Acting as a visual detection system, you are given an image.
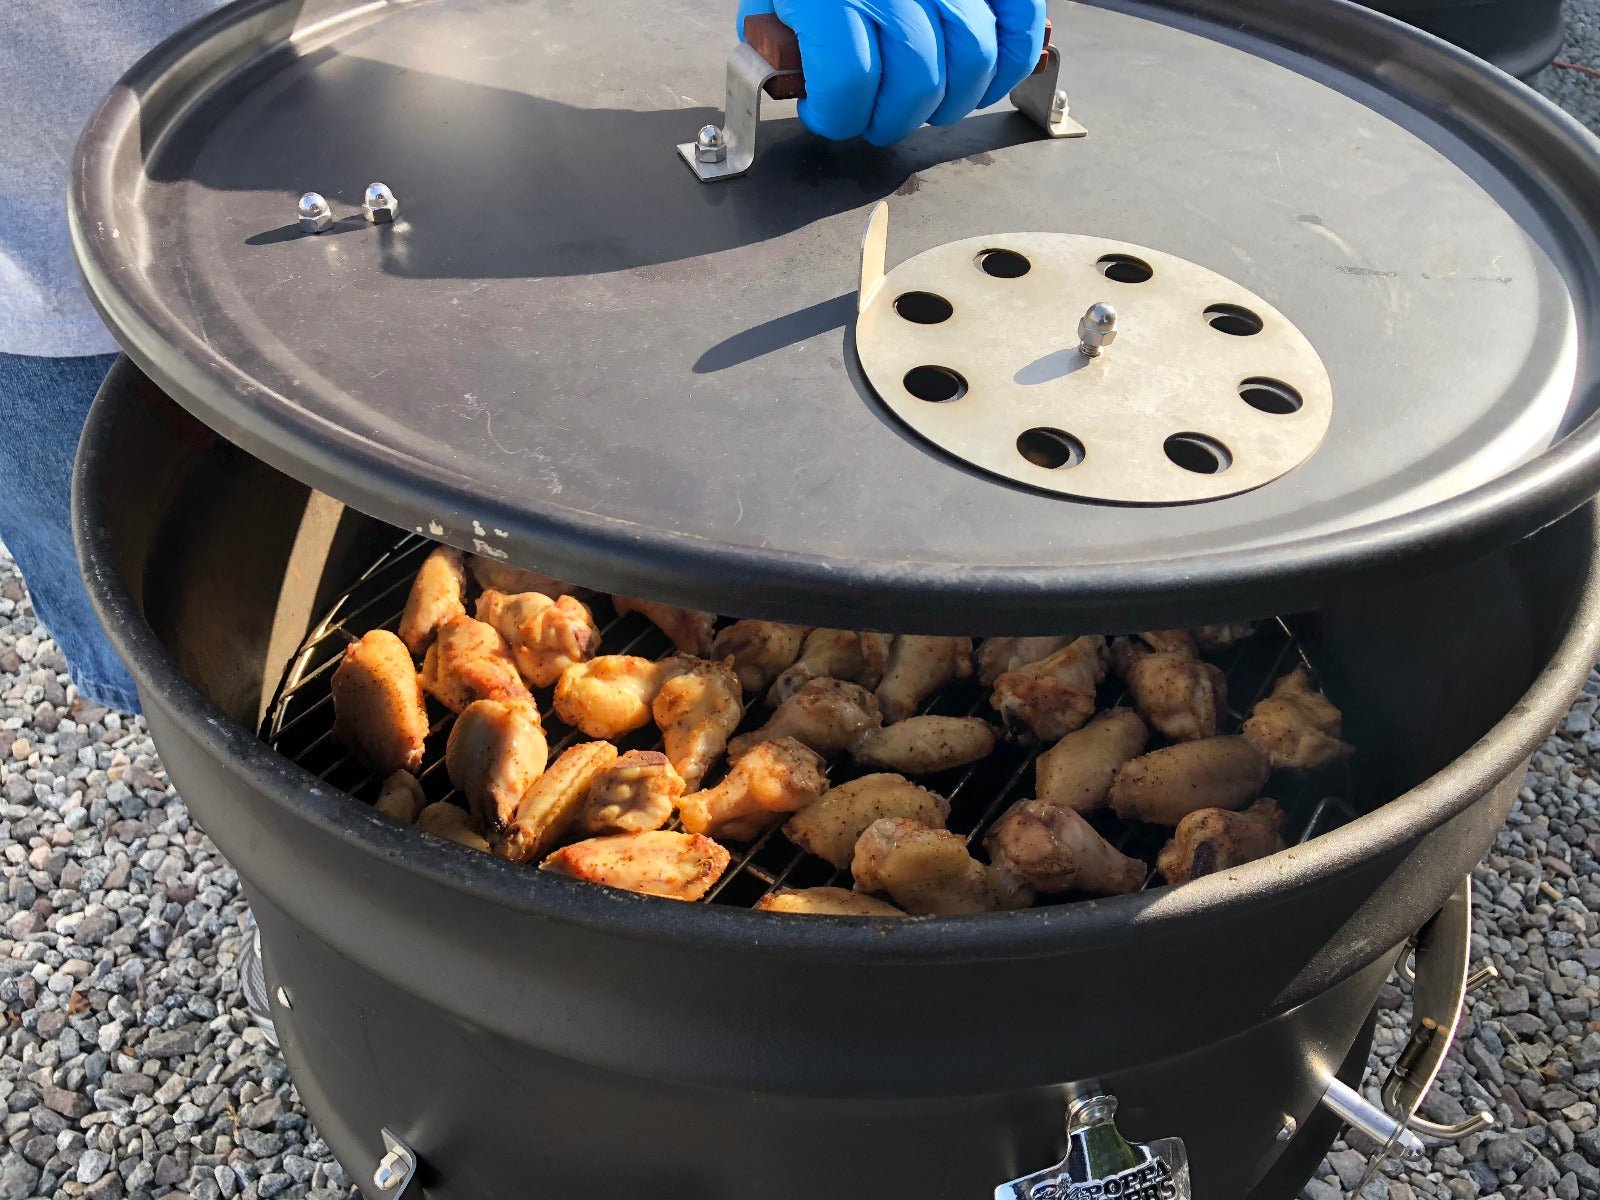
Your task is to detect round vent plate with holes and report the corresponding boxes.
[856,234,1333,502]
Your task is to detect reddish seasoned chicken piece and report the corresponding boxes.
[1157,798,1286,884]
[1035,709,1148,813]
[542,831,730,901]
[496,741,619,862]
[756,887,906,917]
[975,636,1074,687]
[678,738,829,841]
[476,588,600,687]
[1108,736,1270,825]
[767,629,894,705]
[374,771,426,824]
[783,773,949,869]
[729,677,881,760]
[712,620,809,694]
[416,801,490,852]
[398,545,467,658]
[331,630,430,776]
[851,715,997,775]
[576,750,684,836]
[876,636,974,723]
[851,818,1031,915]
[467,554,585,599]
[445,697,548,837]
[986,798,1146,896]
[554,655,674,740]
[652,656,743,790]
[421,616,532,713]
[990,636,1109,742]
[1242,667,1354,770]
[1112,636,1227,743]
[612,596,716,656]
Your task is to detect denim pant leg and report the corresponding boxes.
[0,351,141,714]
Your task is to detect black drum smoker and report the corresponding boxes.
[68,0,1600,1197]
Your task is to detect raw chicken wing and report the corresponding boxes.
[876,636,974,723]
[398,546,467,657]
[1108,736,1270,825]
[990,636,1109,742]
[986,798,1146,895]
[767,629,893,705]
[712,620,808,693]
[496,741,619,862]
[652,656,743,789]
[678,738,828,841]
[851,818,1031,915]
[576,750,684,836]
[612,596,716,656]
[851,716,996,774]
[553,655,674,739]
[476,588,600,687]
[542,830,730,901]
[421,616,532,713]
[416,802,491,852]
[1242,667,1354,770]
[1112,636,1227,742]
[331,630,430,776]
[976,636,1075,686]
[1035,709,1148,813]
[374,771,425,824]
[1157,798,1286,884]
[756,887,906,917]
[783,773,949,869]
[467,554,585,599]
[729,677,881,759]
[445,697,548,837]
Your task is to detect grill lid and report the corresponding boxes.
[71,0,1600,632]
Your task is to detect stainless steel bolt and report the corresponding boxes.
[297,192,332,234]
[363,182,399,224]
[695,124,727,164]
[372,1151,407,1192]
[1077,302,1118,357]
[1051,89,1069,113]
[1276,1115,1297,1143]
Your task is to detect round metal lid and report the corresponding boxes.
[72,0,1600,633]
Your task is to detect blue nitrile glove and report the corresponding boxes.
[736,0,1046,146]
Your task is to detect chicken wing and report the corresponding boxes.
[1108,736,1270,825]
[755,887,906,917]
[416,801,491,852]
[553,655,674,739]
[1193,623,1256,652]
[1111,636,1227,742]
[782,773,949,869]
[467,554,585,599]
[576,750,684,836]
[728,677,881,760]
[767,629,894,705]
[986,798,1146,895]
[374,771,426,824]
[712,620,809,694]
[1035,709,1149,813]
[398,545,467,658]
[496,741,619,862]
[542,831,730,901]
[1242,667,1354,770]
[421,616,532,713]
[445,697,548,837]
[876,636,974,723]
[990,636,1109,742]
[612,596,716,656]
[851,818,1031,915]
[851,716,997,775]
[1157,798,1286,884]
[476,588,601,687]
[678,738,829,841]
[975,636,1074,686]
[652,656,744,790]
[331,629,430,776]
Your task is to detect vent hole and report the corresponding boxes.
[1164,433,1232,474]
[904,365,967,403]
[894,291,953,324]
[1239,377,1303,415]
[976,248,1031,279]
[1204,304,1263,336]
[1096,254,1153,284]
[1017,428,1085,470]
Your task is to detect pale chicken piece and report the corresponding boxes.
[1111,637,1228,743]
[850,818,1032,915]
[1194,623,1257,652]
[416,802,491,852]
[990,636,1110,742]
[975,636,1074,687]
[986,798,1146,896]
[1157,798,1286,884]
[851,716,997,775]
[652,656,744,790]
[612,596,716,657]
[782,773,950,869]
[331,630,430,776]
[445,697,549,837]
[420,616,532,713]
[1242,666,1355,770]
[876,636,975,724]
[495,741,619,862]
[1108,735,1271,825]
[576,750,684,836]
[1035,709,1148,813]
[678,738,829,841]
[541,831,730,901]
[712,620,809,694]
[767,629,894,706]
[467,554,586,599]
[553,655,674,740]
[1133,629,1199,656]
[728,677,881,760]
[374,771,425,824]
[475,589,601,687]
[756,887,906,917]
[397,545,467,658]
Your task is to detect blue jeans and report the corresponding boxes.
[0,351,141,713]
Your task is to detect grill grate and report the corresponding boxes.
[262,532,1356,908]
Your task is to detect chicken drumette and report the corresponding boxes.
[851,818,1031,915]
[782,772,949,869]
[652,656,743,790]
[712,620,808,694]
[678,738,829,841]
[1108,736,1270,825]
[755,887,906,917]
[421,616,532,713]
[728,677,881,760]
[576,750,684,836]
[1242,667,1354,770]
[475,589,600,687]
[374,771,426,824]
[767,629,893,705]
[496,740,619,862]
[553,655,675,740]
[467,554,584,599]
[445,696,548,837]
[986,798,1146,896]
[876,636,974,724]
[542,830,730,901]
[612,596,716,657]
[851,715,997,775]
[331,629,430,776]
[1034,708,1148,813]
[990,636,1109,742]
[398,545,467,658]
[1111,635,1227,743]
[416,802,491,852]
[975,636,1075,687]
[1157,798,1286,884]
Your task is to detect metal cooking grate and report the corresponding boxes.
[261,532,1356,908]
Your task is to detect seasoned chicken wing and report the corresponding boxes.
[612,596,716,657]
[782,773,949,868]
[543,830,730,901]
[1035,709,1148,813]
[975,636,1074,686]
[467,555,585,599]
[475,588,601,687]
[398,545,467,658]
[576,750,684,836]
[851,818,1031,915]
[1112,636,1227,742]
[767,629,894,705]
[1157,798,1286,884]
[1193,623,1256,652]
[652,656,743,790]
[986,798,1146,895]
[729,677,881,760]
[876,636,974,723]
[374,771,426,824]
[331,629,430,776]
[445,697,548,837]
[851,716,997,775]
[712,620,809,694]
[1108,735,1270,825]
[421,616,532,713]
[1242,667,1354,770]
[990,636,1109,742]
[678,738,828,841]
[496,741,619,862]
[416,801,491,852]
[756,887,906,917]
[553,655,674,740]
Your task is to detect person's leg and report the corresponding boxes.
[0,350,141,714]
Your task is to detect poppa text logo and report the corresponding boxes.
[1029,1159,1179,1200]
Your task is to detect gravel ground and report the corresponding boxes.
[4,13,1600,1200]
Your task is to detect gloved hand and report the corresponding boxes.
[736,0,1046,146]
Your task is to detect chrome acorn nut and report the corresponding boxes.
[695,125,727,165]
[1077,302,1118,358]
[297,192,332,234]
[363,182,399,224]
